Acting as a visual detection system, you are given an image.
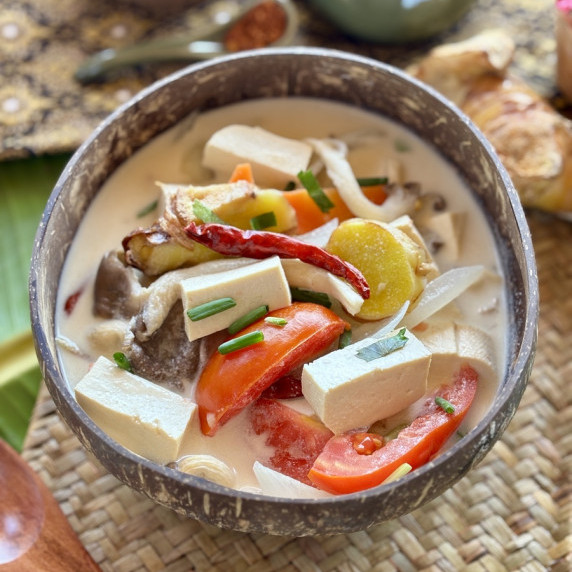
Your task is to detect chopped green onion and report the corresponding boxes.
[137,199,158,218]
[283,180,296,191]
[339,329,352,349]
[383,423,408,442]
[290,287,332,308]
[456,430,466,439]
[381,463,412,484]
[218,330,264,354]
[297,169,335,213]
[435,396,455,414]
[187,297,236,321]
[264,316,287,327]
[192,199,226,224]
[394,139,411,153]
[356,177,389,187]
[228,305,269,335]
[113,351,133,372]
[356,328,408,362]
[250,211,277,230]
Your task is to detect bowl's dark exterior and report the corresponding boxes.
[29,48,538,536]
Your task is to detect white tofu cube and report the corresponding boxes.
[416,323,497,389]
[301,328,431,434]
[75,356,196,464]
[181,256,291,342]
[202,125,313,187]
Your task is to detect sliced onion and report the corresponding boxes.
[372,301,411,338]
[307,138,416,222]
[296,218,338,248]
[253,461,332,499]
[401,265,486,330]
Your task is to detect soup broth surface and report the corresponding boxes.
[57,97,507,494]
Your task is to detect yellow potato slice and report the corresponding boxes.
[326,218,428,320]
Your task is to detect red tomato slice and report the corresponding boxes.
[250,398,333,485]
[261,373,303,399]
[196,302,349,435]
[308,365,479,495]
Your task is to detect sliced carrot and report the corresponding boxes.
[228,163,254,184]
[284,185,387,234]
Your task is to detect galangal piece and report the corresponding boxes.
[409,29,572,214]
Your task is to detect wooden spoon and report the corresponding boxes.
[0,439,101,571]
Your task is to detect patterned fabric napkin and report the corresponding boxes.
[0,0,560,161]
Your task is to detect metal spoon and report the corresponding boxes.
[75,0,299,84]
[0,438,101,571]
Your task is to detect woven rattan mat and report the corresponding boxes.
[21,213,571,571]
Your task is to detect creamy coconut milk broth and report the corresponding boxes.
[57,97,507,495]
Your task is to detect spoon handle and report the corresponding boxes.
[74,33,225,84]
[0,439,101,571]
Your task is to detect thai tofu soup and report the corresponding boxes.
[57,97,506,498]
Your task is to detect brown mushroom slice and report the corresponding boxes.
[128,299,224,392]
[93,250,147,319]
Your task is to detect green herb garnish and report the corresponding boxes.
[250,211,277,230]
[113,351,133,372]
[339,329,352,349]
[136,199,158,218]
[356,177,389,187]
[394,139,411,153]
[228,305,269,335]
[290,287,332,308]
[187,297,236,321]
[264,316,288,327]
[218,330,264,354]
[297,170,335,213]
[192,199,226,224]
[356,328,408,362]
[435,396,455,414]
[381,463,412,484]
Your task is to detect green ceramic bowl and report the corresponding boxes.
[308,0,476,43]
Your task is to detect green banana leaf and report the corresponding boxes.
[0,153,71,450]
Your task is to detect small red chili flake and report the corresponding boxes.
[351,432,384,455]
[224,0,288,52]
[64,288,83,315]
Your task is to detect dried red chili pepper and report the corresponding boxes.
[184,222,370,299]
[64,288,83,315]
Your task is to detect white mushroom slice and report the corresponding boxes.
[87,319,131,357]
[202,125,313,187]
[302,328,431,434]
[75,356,196,465]
[177,454,236,488]
[280,258,364,316]
[307,138,417,222]
[253,461,331,499]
